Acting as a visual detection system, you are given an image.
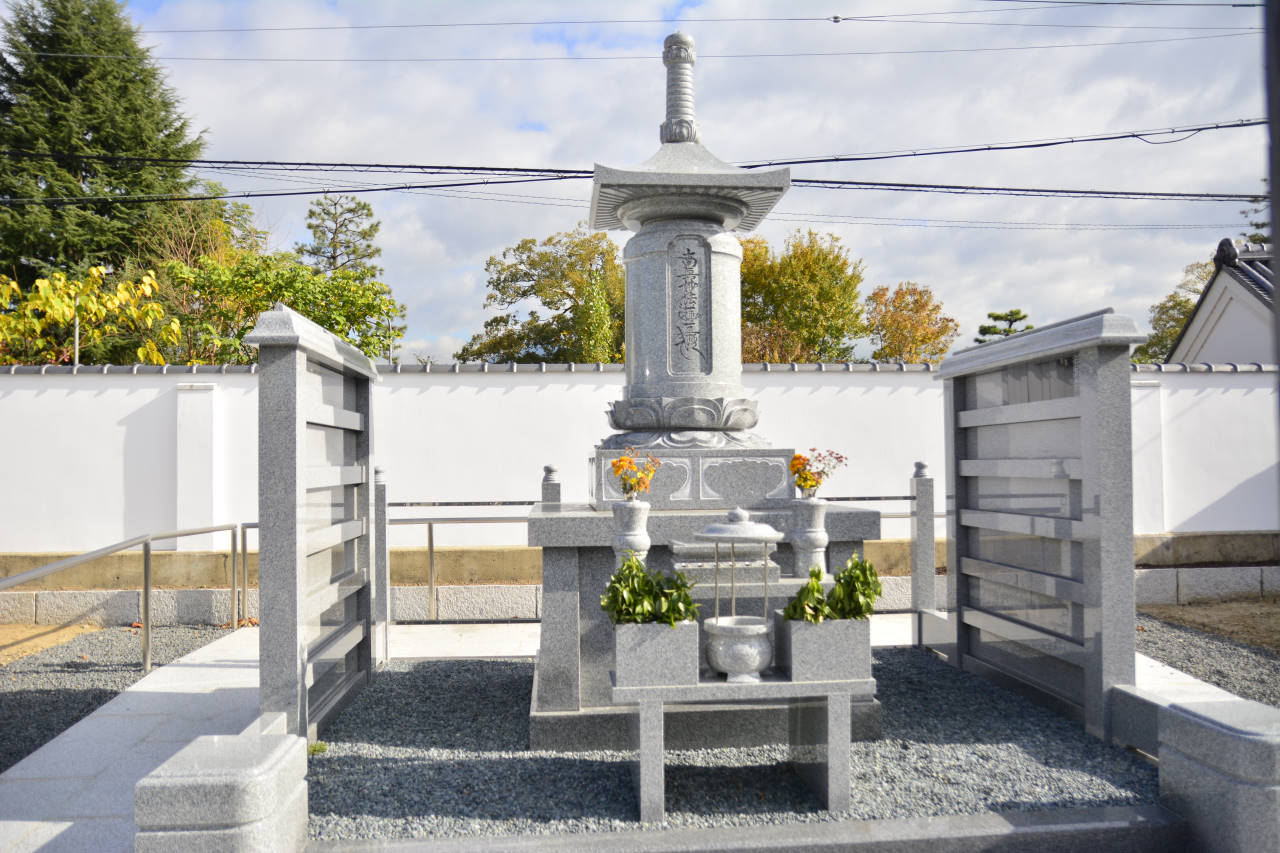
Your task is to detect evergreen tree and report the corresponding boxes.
[295,193,383,275]
[974,309,1033,344]
[0,0,204,285]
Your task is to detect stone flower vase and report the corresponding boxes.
[789,495,829,577]
[612,498,651,565]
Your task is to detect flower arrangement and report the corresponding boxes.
[789,448,847,495]
[611,448,662,499]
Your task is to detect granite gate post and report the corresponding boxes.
[934,309,1144,740]
[245,303,380,740]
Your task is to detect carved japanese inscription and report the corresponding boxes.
[667,236,711,375]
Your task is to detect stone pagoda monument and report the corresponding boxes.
[528,33,881,750]
[588,32,794,510]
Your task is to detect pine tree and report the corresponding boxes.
[974,309,1033,344]
[0,0,204,285]
[295,193,383,275]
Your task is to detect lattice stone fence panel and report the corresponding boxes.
[935,309,1145,739]
[245,303,382,739]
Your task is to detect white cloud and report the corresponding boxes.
[122,0,1265,360]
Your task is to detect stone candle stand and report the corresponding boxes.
[694,508,785,683]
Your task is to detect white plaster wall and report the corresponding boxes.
[0,371,257,552]
[1,365,1275,553]
[1155,370,1280,532]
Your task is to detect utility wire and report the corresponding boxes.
[791,178,1260,201]
[0,176,1261,206]
[138,15,1260,34]
[739,118,1265,168]
[1,117,1263,176]
[0,149,587,177]
[974,1,1260,7]
[248,177,1245,230]
[16,31,1256,63]
[0,176,575,207]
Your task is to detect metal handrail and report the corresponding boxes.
[387,507,530,620]
[0,523,241,673]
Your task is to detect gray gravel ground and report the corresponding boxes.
[1135,613,1280,708]
[307,646,1161,842]
[0,625,229,774]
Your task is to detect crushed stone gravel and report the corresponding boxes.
[307,646,1161,842]
[1136,613,1280,708]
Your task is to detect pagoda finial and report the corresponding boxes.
[660,32,699,144]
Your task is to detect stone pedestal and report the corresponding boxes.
[592,446,795,510]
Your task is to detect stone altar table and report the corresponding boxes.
[611,675,871,822]
[529,501,881,750]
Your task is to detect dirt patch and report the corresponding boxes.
[0,623,100,666]
[1140,598,1280,656]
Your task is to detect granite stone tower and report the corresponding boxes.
[589,33,794,509]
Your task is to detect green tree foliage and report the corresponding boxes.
[864,282,959,364]
[128,182,266,271]
[740,229,865,362]
[974,308,1033,344]
[295,193,383,275]
[0,267,180,364]
[1132,261,1214,363]
[0,0,203,285]
[454,224,625,363]
[160,252,405,364]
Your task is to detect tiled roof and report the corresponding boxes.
[1221,245,1273,307]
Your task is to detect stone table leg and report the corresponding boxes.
[628,699,665,823]
[788,695,851,813]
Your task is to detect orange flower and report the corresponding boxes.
[612,448,662,498]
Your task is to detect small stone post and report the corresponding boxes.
[372,467,390,669]
[541,465,562,505]
[909,461,936,642]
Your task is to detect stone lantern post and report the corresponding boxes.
[590,32,794,509]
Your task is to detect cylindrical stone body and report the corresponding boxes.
[622,219,744,401]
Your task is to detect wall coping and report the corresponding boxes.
[3,361,1276,376]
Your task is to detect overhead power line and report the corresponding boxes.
[0,176,576,207]
[740,118,1266,168]
[137,12,1260,35]
[0,175,1261,207]
[974,1,1260,7]
[791,178,1260,201]
[17,31,1256,63]
[1,116,1263,177]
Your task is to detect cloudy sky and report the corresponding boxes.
[122,0,1266,362]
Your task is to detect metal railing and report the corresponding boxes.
[0,524,241,673]
[387,501,533,620]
